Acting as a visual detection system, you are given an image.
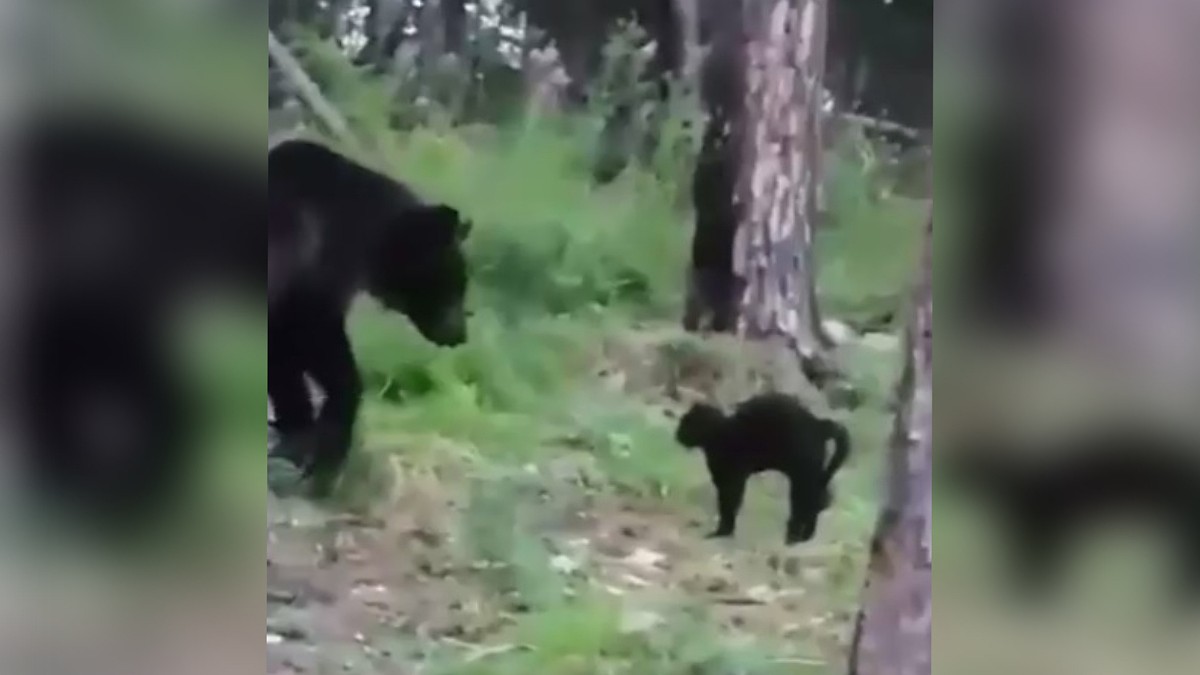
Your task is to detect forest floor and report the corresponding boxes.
[265,325,898,674]
[266,486,857,674]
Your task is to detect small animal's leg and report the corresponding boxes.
[786,476,821,545]
[709,273,738,334]
[709,474,747,539]
[302,313,362,490]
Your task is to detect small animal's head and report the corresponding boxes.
[675,403,726,449]
[369,203,472,347]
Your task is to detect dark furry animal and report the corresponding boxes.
[676,393,852,545]
[682,122,739,333]
[267,139,471,487]
[947,427,1200,605]
[11,112,261,522]
[683,12,742,334]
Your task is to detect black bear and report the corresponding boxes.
[683,8,743,334]
[683,123,739,334]
[946,426,1200,607]
[676,393,851,545]
[267,139,472,488]
[12,111,262,523]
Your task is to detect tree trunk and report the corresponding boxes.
[847,209,932,675]
[418,0,446,66]
[675,0,703,85]
[443,0,467,56]
[734,0,830,354]
[360,0,411,70]
[685,0,831,387]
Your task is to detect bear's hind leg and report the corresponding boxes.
[302,313,363,491]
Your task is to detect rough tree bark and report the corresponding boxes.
[691,0,830,365]
[847,208,932,675]
[733,0,831,356]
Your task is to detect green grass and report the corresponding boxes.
[818,132,927,327]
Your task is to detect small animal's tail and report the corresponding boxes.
[822,420,852,484]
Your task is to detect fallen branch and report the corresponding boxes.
[439,637,533,663]
[835,112,923,142]
[712,596,768,606]
[268,29,353,144]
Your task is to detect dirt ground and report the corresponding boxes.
[267,473,861,674]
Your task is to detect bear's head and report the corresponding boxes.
[368,203,472,347]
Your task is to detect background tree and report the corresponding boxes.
[686,0,832,378]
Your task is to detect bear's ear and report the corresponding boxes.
[425,204,471,242]
[403,204,460,247]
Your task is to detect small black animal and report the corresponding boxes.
[676,393,852,545]
[682,113,739,334]
[946,426,1200,606]
[268,139,472,488]
[683,11,745,335]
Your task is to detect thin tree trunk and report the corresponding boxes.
[443,0,467,56]
[734,0,831,353]
[417,0,448,69]
[360,0,411,70]
[675,0,702,86]
[847,209,932,675]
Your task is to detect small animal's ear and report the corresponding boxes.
[457,218,473,240]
